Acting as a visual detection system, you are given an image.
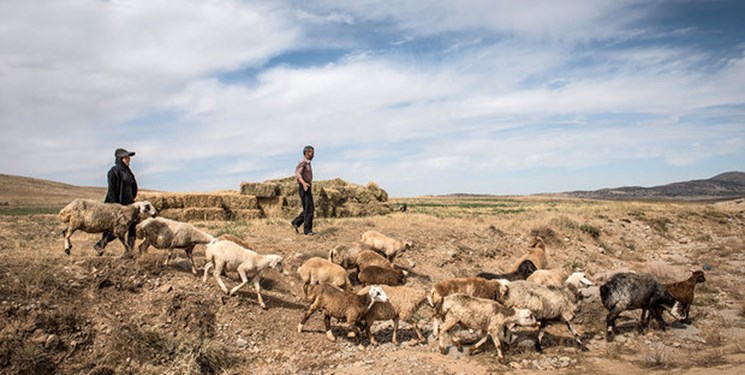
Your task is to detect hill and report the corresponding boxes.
[563,171,745,201]
[0,174,105,207]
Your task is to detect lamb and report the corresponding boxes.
[296,257,353,296]
[202,240,284,309]
[360,230,412,262]
[525,268,569,288]
[428,277,509,312]
[298,283,388,343]
[358,285,429,345]
[664,270,706,324]
[59,198,157,256]
[136,217,215,275]
[477,259,537,281]
[497,272,594,352]
[600,272,681,342]
[509,237,547,272]
[437,293,537,361]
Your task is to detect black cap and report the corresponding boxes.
[115,148,136,158]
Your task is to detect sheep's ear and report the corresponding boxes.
[498,283,509,300]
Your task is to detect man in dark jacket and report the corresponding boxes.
[94,148,138,256]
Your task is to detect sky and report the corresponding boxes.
[1,0,744,197]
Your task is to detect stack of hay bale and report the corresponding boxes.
[137,192,262,221]
[138,177,393,221]
[241,177,393,218]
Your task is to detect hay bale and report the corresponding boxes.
[221,195,258,209]
[367,182,388,202]
[182,208,228,221]
[158,208,186,221]
[181,194,224,208]
[257,196,286,217]
[240,182,280,198]
[229,209,263,220]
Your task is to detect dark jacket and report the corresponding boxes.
[105,157,138,205]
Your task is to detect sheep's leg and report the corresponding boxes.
[324,314,337,342]
[229,267,249,296]
[490,329,505,361]
[682,303,692,324]
[605,308,622,342]
[203,261,213,283]
[565,320,587,351]
[62,226,74,255]
[364,320,379,346]
[138,238,150,256]
[350,320,362,345]
[212,262,229,294]
[252,274,266,309]
[652,308,667,331]
[391,318,400,345]
[639,308,652,334]
[164,247,173,266]
[438,317,458,354]
[535,320,547,353]
[408,319,426,345]
[118,236,133,259]
[185,245,197,275]
[298,301,321,333]
[468,334,490,355]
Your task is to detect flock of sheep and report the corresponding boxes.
[58,198,707,362]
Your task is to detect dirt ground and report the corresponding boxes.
[1,196,745,374]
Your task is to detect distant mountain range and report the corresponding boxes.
[561,171,745,201]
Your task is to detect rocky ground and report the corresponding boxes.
[1,197,744,374]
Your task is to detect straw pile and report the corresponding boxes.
[242,177,394,219]
[138,192,261,221]
[137,177,393,222]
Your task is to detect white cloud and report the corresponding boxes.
[0,0,743,196]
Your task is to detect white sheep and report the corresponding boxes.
[358,285,429,345]
[498,272,594,352]
[298,283,388,343]
[202,240,284,309]
[136,217,215,275]
[438,293,538,361]
[360,230,412,262]
[296,257,352,296]
[59,198,157,256]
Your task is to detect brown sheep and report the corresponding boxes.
[360,230,412,262]
[428,277,509,314]
[297,257,352,296]
[664,270,706,324]
[298,284,388,343]
[509,237,547,272]
[359,285,429,346]
[358,265,406,286]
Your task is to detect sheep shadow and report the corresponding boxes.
[230,290,306,311]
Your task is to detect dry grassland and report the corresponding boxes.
[1,195,744,374]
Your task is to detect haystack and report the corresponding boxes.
[137,177,393,222]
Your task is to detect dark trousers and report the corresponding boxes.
[99,221,137,250]
[292,185,314,234]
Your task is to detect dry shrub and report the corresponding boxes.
[641,344,670,368]
[7,342,56,375]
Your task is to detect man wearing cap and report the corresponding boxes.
[94,148,139,256]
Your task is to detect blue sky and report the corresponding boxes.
[1,0,743,197]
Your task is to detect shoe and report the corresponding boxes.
[291,223,300,234]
